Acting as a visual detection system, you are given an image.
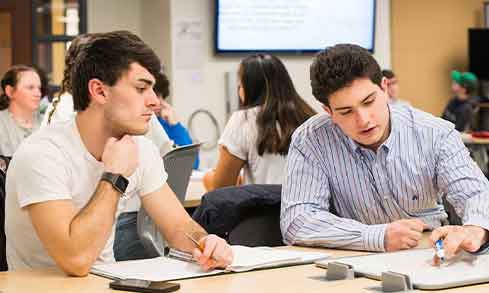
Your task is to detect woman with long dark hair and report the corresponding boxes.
[0,65,42,156]
[203,54,316,191]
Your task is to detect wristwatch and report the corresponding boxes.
[101,172,129,195]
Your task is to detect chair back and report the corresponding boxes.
[162,143,201,202]
[442,195,462,226]
[0,156,11,271]
[137,143,201,257]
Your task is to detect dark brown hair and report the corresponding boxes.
[153,71,170,99]
[239,54,316,156]
[71,30,161,111]
[0,65,37,110]
[382,69,395,79]
[310,44,382,106]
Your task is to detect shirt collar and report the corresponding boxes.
[381,104,400,154]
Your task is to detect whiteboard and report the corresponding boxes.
[316,248,489,290]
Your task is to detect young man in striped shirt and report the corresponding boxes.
[281,44,489,260]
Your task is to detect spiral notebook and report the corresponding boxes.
[91,246,329,281]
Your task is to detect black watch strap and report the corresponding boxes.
[101,172,129,195]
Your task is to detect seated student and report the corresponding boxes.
[281,44,489,259]
[39,34,175,262]
[381,69,409,106]
[441,70,479,132]
[41,33,173,156]
[0,65,42,156]
[5,31,232,275]
[152,71,199,169]
[203,54,316,191]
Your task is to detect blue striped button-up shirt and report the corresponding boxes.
[281,104,489,252]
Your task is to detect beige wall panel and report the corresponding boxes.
[391,0,484,115]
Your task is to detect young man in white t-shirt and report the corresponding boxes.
[5,31,233,276]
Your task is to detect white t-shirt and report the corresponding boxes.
[40,93,174,213]
[41,92,75,127]
[5,118,168,270]
[219,107,286,185]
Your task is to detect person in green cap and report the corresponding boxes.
[441,70,479,132]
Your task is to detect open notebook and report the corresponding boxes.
[92,246,329,281]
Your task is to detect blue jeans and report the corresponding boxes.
[113,212,150,261]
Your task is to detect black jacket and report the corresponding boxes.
[192,184,281,239]
[441,97,478,131]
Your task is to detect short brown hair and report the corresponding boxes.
[310,44,382,106]
[382,69,395,79]
[153,71,170,99]
[71,31,161,111]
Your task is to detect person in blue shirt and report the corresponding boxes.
[152,71,199,169]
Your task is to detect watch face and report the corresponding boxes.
[115,175,129,193]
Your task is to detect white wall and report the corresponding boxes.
[87,0,391,168]
[375,0,391,70]
[141,0,172,89]
[87,0,142,34]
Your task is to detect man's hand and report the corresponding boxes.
[192,234,233,271]
[159,100,179,126]
[385,219,428,251]
[429,225,489,260]
[102,135,138,178]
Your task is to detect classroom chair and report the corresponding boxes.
[442,195,462,226]
[0,156,11,271]
[137,143,200,257]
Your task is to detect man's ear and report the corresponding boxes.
[87,78,107,105]
[321,104,332,115]
[380,77,389,92]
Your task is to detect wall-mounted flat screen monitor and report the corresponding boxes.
[215,0,376,54]
[469,28,489,80]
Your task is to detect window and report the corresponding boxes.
[32,0,86,86]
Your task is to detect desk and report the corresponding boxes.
[183,179,205,208]
[461,133,489,145]
[0,247,369,293]
[2,241,489,292]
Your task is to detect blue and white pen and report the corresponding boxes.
[435,239,445,263]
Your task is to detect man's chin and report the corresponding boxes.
[117,123,149,136]
[127,127,149,136]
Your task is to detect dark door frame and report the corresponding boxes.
[0,0,33,66]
